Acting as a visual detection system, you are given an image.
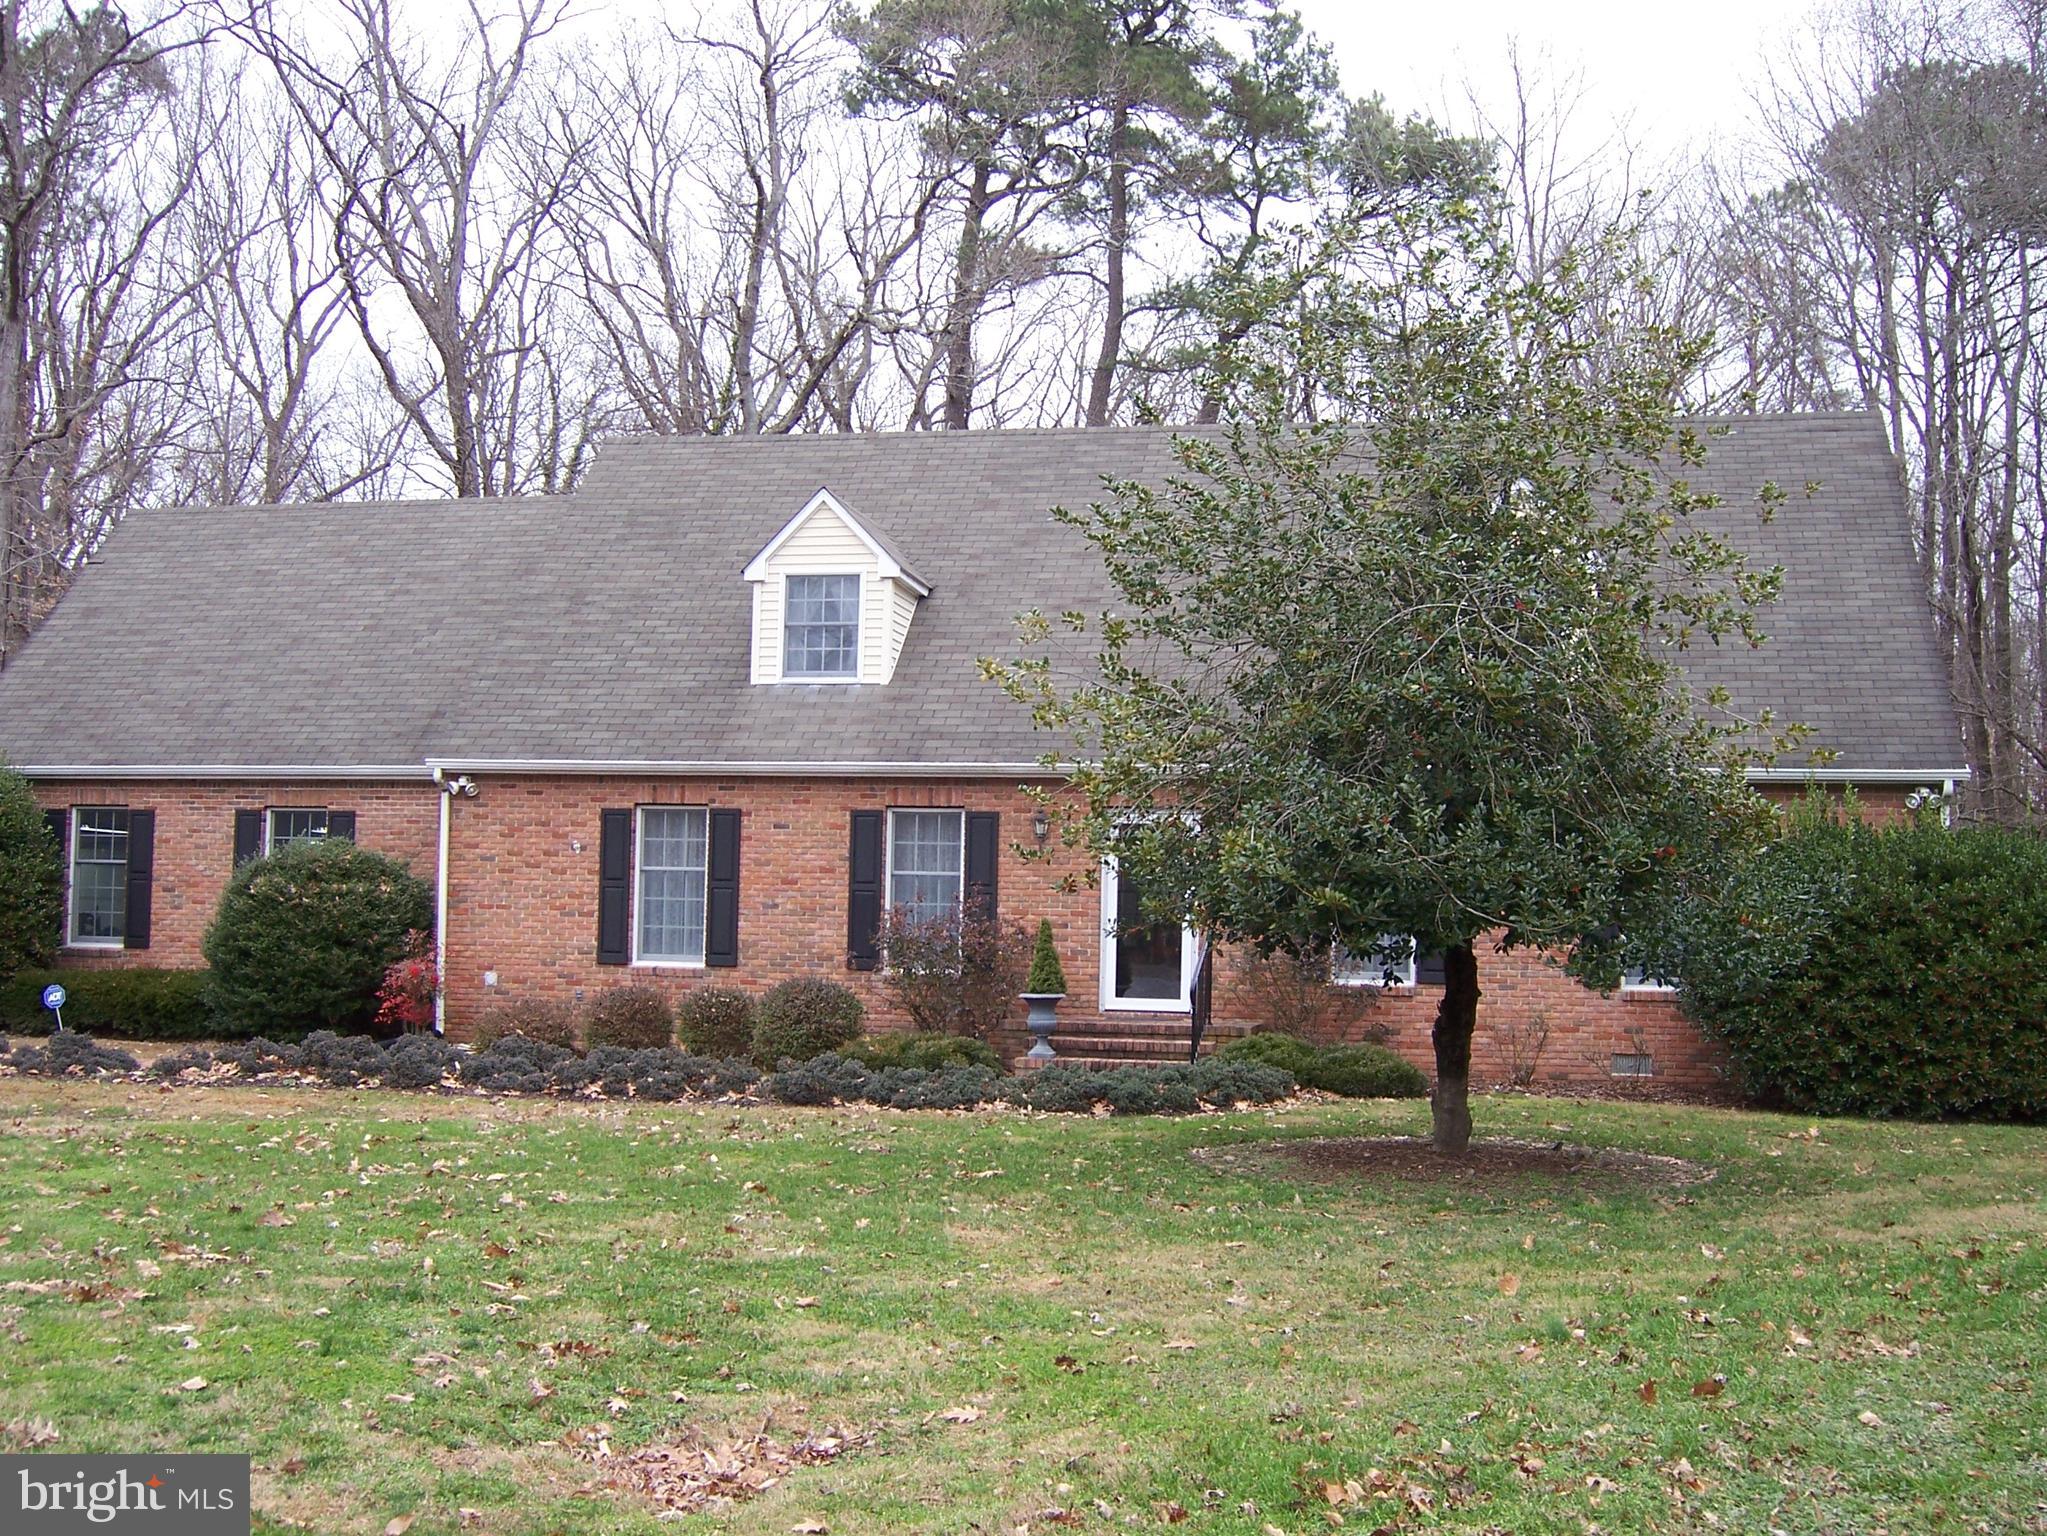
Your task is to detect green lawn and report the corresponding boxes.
[0,1077,2040,1535]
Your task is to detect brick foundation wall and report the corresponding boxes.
[29,779,440,968]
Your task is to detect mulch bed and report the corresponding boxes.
[1196,1135,1717,1194]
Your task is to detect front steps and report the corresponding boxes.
[1011,1015,1257,1070]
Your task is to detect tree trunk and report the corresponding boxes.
[1084,100,1128,428]
[940,161,992,431]
[1430,941,1479,1154]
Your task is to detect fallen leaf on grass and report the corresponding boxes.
[1858,1410,1884,1427]
[1514,1344,1543,1364]
[792,1522,828,1533]
[939,1405,983,1424]
[177,1377,208,1393]
[1639,1379,1658,1405]
[1163,1339,1198,1352]
[1691,1376,1726,1399]
[529,1378,554,1404]
[792,1297,818,1309]
[593,1422,864,1516]
[1497,1273,1520,1297]
[1156,1501,1189,1523]
[383,1516,415,1536]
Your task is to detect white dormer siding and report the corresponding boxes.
[743,489,928,685]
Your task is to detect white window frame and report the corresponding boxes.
[1098,854,1197,1014]
[66,807,129,950]
[1332,935,1417,989]
[780,571,863,683]
[265,806,331,854]
[1620,964,1678,995]
[885,808,966,927]
[631,804,710,969]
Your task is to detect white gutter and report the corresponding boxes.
[16,764,435,781]
[1742,766,1973,784]
[432,768,450,1037]
[421,757,1065,778]
[17,758,1971,787]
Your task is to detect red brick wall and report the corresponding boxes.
[29,779,439,968]
[25,772,1922,1097]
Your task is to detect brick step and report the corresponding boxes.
[1046,1033,1210,1056]
[1028,1016,1254,1040]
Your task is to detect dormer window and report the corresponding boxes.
[744,488,929,686]
[783,574,861,679]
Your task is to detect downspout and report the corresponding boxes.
[433,768,450,1036]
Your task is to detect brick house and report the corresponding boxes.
[0,416,1965,1091]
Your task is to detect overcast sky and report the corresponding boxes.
[1295,0,1827,165]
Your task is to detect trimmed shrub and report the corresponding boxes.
[0,968,215,1039]
[4,1032,141,1076]
[297,1029,389,1086]
[458,1035,576,1094]
[473,996,579,1052]
[382,1034,457,1090]
[1214,1032,1424,1098]
[0,764,62,983]
[877,909,1027,1040]
[202,840,432,1037]
[762,1051,874,1106]
[1307,1043,1428,1099]
[756,1054,1294,1114]
[215,1037,304,1076]
[1214,1031,1322,1079]
[752,978,864,1066]
[1676,800,2047,1121]
[675,987,756,1058]
[1025,918,1068,995]
[846,1031,1003,1071]
[583,986,675,1051]
[148,1046,218,1079]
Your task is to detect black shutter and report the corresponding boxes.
[1415,948,1446,987]
[846,810,883,971]
[597,808,632,965]
[325,810,356,843]
[233,809,263,866]
[705,808,741,968]
[964,811,999,925]
[123,810,154,951]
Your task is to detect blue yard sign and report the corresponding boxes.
[40,983,65,1030]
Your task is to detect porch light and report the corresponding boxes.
[1032,809,1050,844]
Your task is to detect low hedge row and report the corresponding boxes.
[0,969,219,1040]
[1214,1032,1428,1098]
[1,1032,1296,1114]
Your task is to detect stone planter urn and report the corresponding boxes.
[1022,918,1068,1062]
[1022,992,1063,1060]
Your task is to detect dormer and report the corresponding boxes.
[743,488,929,685]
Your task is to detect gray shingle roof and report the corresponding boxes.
[0,414,1965,777]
